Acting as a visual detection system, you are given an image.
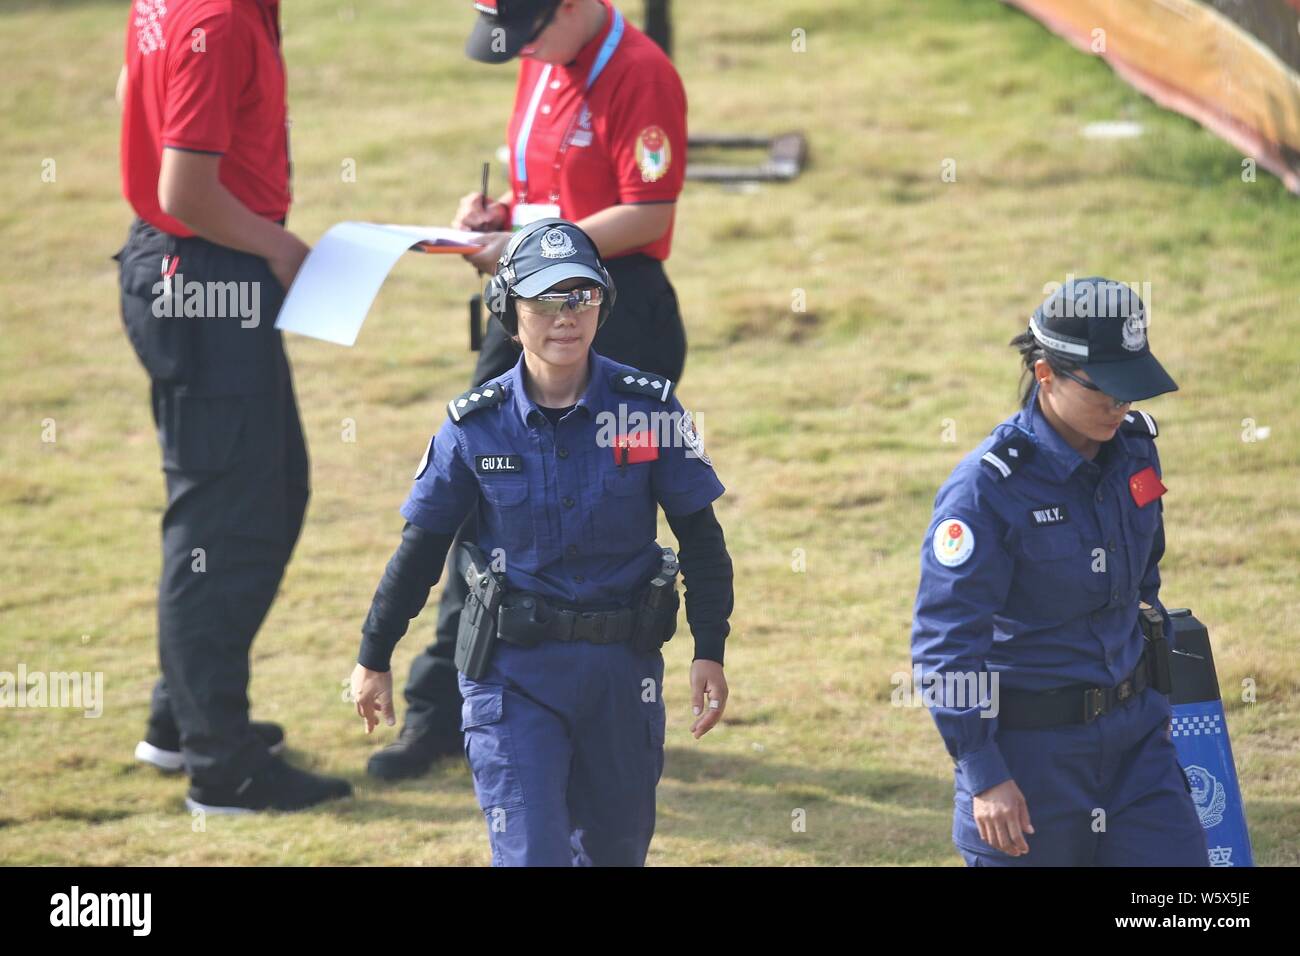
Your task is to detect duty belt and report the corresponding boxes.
[997,648,1153,730]
[497,595,637,646]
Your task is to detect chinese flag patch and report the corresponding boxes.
[613,430,658,465]
[1129,466,1166,507]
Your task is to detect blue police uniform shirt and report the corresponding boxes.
[402,348,724,608]
[911,383,1168,795]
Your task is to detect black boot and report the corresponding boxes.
[366,723,463,781]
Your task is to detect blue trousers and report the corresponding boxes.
[955,686,1209,866]
[459,639,666,867]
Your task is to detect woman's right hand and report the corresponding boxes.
[452,191,508,232]
[350,663,395,734]
[267,232,311,292]
[972,778,1035,856]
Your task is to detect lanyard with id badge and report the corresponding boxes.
[512,8,624,230]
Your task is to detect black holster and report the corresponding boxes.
[455,542,506,680]
[496,594,551,648]
[1140,604,1173,695]
[630,548,680,653]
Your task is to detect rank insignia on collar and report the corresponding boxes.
[610,371,673,402]
[1121,410,1158,439]
[981,433,1034,479]
[447,382,508,423]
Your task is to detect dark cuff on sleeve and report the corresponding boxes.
[357,634,395,674]
[691,621,729,665]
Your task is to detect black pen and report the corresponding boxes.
[480,161,490,214]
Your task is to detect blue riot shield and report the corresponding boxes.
[1168,608,1253,867]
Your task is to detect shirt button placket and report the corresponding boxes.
[555,426,580,576]
[533,424,554,547]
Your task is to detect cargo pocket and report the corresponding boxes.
[118,243,192,384]
[461,686,525,813]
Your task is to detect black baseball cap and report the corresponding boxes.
[501,219,611,297]
[465,0,559,64]
[1029,276,1178,402]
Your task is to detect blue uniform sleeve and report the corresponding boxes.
[910,474,1015,796]
[652,398,724,516]
[1135,444,1174,641]
[399,424,478,534]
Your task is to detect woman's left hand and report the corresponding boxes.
[689,659,728,738]
[351,663,395,734]
[464,231,511,275]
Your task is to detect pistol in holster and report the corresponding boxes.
[455,542,506,680]
[1139,604,1173,695]
[631,547,680,654]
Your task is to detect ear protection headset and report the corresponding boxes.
[483,218,617,334]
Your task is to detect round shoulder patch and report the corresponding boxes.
[676,409,711,466]
[932,517,975,568]
[636,125,672,183]
[413,437,434,480]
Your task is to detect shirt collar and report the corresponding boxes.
[1018,380,1125,483]
[563,0,616,79]
[508,349,604,428]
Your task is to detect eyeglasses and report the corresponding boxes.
[1056,368,1132,410]
[516,287,604,317]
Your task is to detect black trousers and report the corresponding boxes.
[117,218,309,789]
[401,254,687,736]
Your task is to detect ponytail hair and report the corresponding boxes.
[1009,328,1081,407]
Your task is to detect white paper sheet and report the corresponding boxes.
[274,222,485,346]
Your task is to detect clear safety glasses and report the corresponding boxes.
[517,287,604,317]
[1057,368,1132,410]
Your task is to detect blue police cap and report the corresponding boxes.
[504,219,609,298]
[1029,276,1178,402]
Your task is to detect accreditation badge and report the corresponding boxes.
[512,203,562,230]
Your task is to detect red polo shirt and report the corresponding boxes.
[120,0,290,237]
[505,0,687,260]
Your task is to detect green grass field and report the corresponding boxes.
[1,0,1297,866]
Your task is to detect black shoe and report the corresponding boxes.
[366,724,464,781]
[185,756,352,814]
[135,721,286,772]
